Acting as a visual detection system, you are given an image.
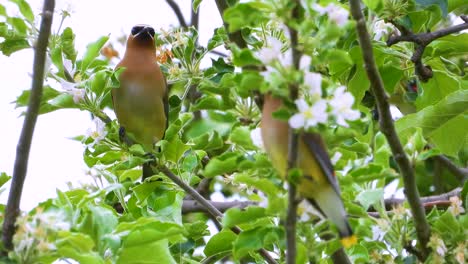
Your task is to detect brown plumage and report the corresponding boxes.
[112,25,168,178]
[261,94,356,247]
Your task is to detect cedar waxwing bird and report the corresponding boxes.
[260,94,356,248]
[112,25,168,179]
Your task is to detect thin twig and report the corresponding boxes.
[182,200,254,213]
[213,0,247,48]
[387,15,468,82]
[433,155,468,183]
[159,165,278,264]
[383,187,461,209]
[165,0,188,28]
[190,1,199,30]
[349,1,431,260]
[285,3,302,263]
[2,0,55,251]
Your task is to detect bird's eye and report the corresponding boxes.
[131,26,144,35]
[147,27,155,37]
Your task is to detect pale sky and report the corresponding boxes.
[0,0,223,210]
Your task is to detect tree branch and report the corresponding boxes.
[2,0,55,251]
[387,15,468,82]
[383,187,461,209]
[182,200,254,213]
[158,165,278,264]
[213,0,247,48]
[433,155,468,183]
[190,1,199,29]
[285,3,302,263]
[349,1,431,260]
[165,0,188,28]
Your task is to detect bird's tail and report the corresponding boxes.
[307,186,357,248]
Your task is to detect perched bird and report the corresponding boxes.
[261,94,356,248]
[112,25,168,179]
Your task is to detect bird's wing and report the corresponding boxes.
[301,132,340,194]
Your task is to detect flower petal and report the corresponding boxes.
[289,113,305,129]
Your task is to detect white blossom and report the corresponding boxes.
[312,3,349,27]
[428,234,447,257]
[61,80,85,104]
[448,196,465,216]
[304,72,322,101]
[330,151,342,165]
[373,20,394,41]
[86,118,107,143]
[329,86,360,127]
[256,36,292,67]
[454,242,466,264]
[289,98,328,129]
[298,200,324,221]
[257,36,283,65]
[372,218,390,240]
[250,127,264,149]
[299,55,312,70]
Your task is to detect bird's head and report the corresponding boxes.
[127,24,156,50]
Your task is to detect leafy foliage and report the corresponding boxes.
[1,0,467,263]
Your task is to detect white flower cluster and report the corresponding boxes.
[86,117,108,144]
[256,36,360,130]
[289,83,360,130]
[13,209,71,260]
[312,3,349,27]
[60,58,86,104]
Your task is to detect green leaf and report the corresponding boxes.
[192,96,227,110]
[349,244,370,263]
[80,35,109,72]
[327,49,353,78]
[0,172,11,188]
[90,70,108,97]
[117,238,176,264]
[416,0,448,17]
[229,126,256,150]
[61,27,78,63]
[362,0,383,11]
[397,89,468,156]
[8,17,28,34]
[448,0,468,11]
[49,93,76,109]
[193,0,203,12]
[161,136,190,163]
[223,206,267,228]
[416,70,460,110]
[232,48,262,67]
[223,3,269,32]
[204,229,237,256]
[427,33,468,57]
[233,227,282,259]
[203,152,241,178]
[192,131,224,151]
[433,211,460,234]
[0,5,6,16]
[236,71,264,98]
[0,38,29,56]
[356,188,384,210]
[119,169,142,182]
[379,64,403,94]
[56,232,104,264]
[207,27,227,51]
[348,66,370,105]
[9,0,34,22]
